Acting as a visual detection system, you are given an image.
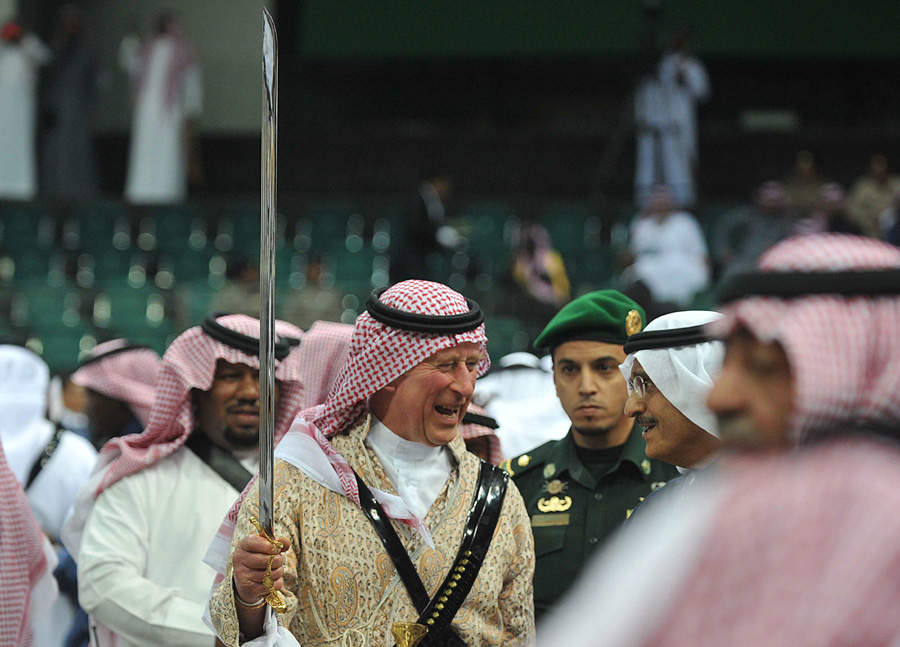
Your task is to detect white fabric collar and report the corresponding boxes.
[366,415,453,519]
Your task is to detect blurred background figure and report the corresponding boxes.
[39,4,99,201]
[120,11,203,204]
[0,19,51,200]
[783,150,825,218]
[208,256,260,318]
[392,171,461,281]
[712,180,796,281]
[0,344,97,647]
[474,351,570,458]
[281,251,345,330]
[794,182,862,236]
[511,221,571,308]
[634,24,709,209]
[459,404,504,464]
[620,184,709,314]
[847,153,900,238]
[71,340,160,450]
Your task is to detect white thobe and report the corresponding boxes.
[77,445,255,647]
[1,417,98,541]
[122,35,203,204]
[629,211,710,306]
[634,52,709,208]
[0,36,51,200]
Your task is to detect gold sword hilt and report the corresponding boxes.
[249,516,288,613]
[391,622,428,647]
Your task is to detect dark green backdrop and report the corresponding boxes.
[297,1,900,60]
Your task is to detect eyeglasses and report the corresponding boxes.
[628,374,654,398]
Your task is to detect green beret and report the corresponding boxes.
[534,290,645,351]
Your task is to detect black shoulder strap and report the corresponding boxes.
[354,462,509,647]
[184,431,254,493]
[417,463,508,647]
[354,472,432,611]
[25,423,65,490]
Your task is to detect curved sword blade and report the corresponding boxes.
[259,7,278,536]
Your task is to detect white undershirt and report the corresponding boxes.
[365,416,453,519]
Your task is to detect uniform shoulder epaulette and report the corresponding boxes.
[501,443,553,478]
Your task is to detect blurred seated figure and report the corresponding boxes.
[620,184,710,310]
[281,252,344,330]
[474,352,569,458]
[712,180,797,282]
[794,183,863,236]
[511,221,571,307]
[209,257,260,318]
[783,150,825,218]
[878,187,900,241]
[847,153,900,238]
[459,404,503,464]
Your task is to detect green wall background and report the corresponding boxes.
[298,1,900,60]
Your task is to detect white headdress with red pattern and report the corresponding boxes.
[0,441,58,647]
[710,234,900,442]
[71,339,161,426]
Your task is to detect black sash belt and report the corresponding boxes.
[185,431,254,493]
[25,423,65,490]
[354,462,508,647]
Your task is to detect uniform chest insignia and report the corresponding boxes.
[517,454,531,468]
[499,459,514,476]
[640,459,651,475]
[537,495,572,513]
[543,479,567,496]
[650,481,668,491]
[543,463,556,479]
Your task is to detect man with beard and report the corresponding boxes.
[63,315,304,647]
[505,290,677,620]
[539,234,900,646]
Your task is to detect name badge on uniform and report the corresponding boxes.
[532,513,570,527]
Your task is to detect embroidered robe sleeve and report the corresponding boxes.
[209,461,302,646]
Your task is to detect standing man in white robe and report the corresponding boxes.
[634,26,709,209]
[0,21,51,200]
[63,315,305,647]
[120,12,202,204]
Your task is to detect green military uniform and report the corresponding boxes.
[502,427,678,619]
[503,288,679,619]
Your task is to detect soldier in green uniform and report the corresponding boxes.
[500,290,679,619]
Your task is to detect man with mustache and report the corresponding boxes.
[504,290,677,619]
[539,234,900,646]
[63,314,305,647]
[620,311,725,512]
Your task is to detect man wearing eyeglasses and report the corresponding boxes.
[619,311,725,512]
[502,290,678,620]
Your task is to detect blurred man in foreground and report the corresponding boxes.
[539,234,900,646]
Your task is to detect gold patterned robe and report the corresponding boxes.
[209,413,535,646]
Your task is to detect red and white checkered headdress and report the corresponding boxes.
[0,441,56,646]
[71,340,160,426]
[710,234,900,442]
[460,403,503,465]
[303,279,490,436]
[63,315,305,559]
